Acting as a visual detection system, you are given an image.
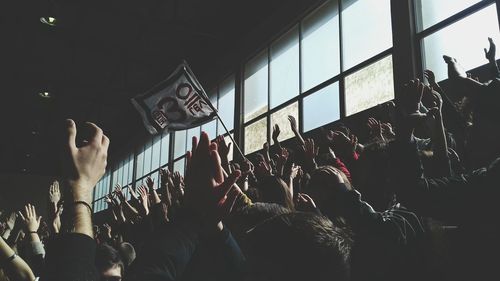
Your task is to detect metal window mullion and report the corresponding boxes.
[338,0,346,118]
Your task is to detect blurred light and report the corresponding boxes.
[39,91,52,98]
[40,16,57,26]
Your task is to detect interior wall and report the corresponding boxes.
[0,173,54,218]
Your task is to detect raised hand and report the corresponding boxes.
[275,148,290,177]
[424,69,437,87]
[48,180,61,204]
[184,132,243,228]
[240,158,255,177]
[18,204,42,233]
[64,119,109,204]
[114,184,126,203]
[128,185,139,201]
[102,223,112,239]
[367,118,384,141]
[146,177,155,191]
[287,115,298,132]
[216,135,232,158]
[256,160,272,177]
[137,184,150,216]
[272,124,281,142]
[485,37,496,62]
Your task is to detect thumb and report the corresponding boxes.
[485,48,488,55]
[228,143,232,150]
[37,216,42,224]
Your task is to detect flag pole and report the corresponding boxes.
[182,62,246,160]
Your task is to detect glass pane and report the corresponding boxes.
[422,4,500,82]
[160,132,170,166]
[174,130,187,158]
[127,155,134,184]
[201,120,217,141]
[122,161,129,186]
[244,50,269,122]
[416,0,482,31]
[173,158,186,176]
[135,147,144,180]
[218,75,235,135]
[270,26,300,108]
[151,135,161,171]
[270,102,299,141]
[301,0,340,91]
[303,82,340,132]
[345,55,394,116]
[117,162,123,186]
[342,0,392,69]
[143,141,152,176]
[244,117,267,154]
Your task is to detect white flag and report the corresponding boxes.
[132,61,217,134]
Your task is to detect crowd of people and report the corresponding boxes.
[0,38,499,281]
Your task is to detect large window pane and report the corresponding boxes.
[342,0,392,69]
[244,117,267,154]
[244,50,268,122]
[174,130,187,158]
[173,158,186,176]
[151,135,161,171]
[303,82,340,132]
[218,76,235,135]
[416,0,482,31]
[201,120,217,140]
[422,4,500,82]
[301,0,340,91]
[345,55,394,116]
[270,102,299,141]
[143,141,152,176]
[135,147,144,179]
[160,132,170,166]
[270,26,300,108]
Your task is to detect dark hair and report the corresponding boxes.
[246,212,352,281]
[306,166,351,225]
[118,242,136,268]
[258,175,295,210]
[95,243,124,277]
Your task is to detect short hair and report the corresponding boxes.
[95,243,124,276]
[257,175,295,210]
[245,212,352,281]
[118,242,136,267]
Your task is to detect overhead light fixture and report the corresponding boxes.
[40,16,57,26]
[39,91,52,98]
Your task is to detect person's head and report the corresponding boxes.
[258,175,294,210]
[305,166,351,223]
[95,243,124,281]
[117,242,136,268]
[245,212,352,281]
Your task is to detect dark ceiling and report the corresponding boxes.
[0,0,319,175]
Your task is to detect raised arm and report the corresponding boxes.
[0,235,35,281]
[288,115,305,146]
[484,37,500,78]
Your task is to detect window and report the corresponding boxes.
[245,117,267,154]
[173,158,186,175]
[301,0,341,91]
[303,82,340,132]
[244,50,269,122]
[270,102,299,141]
[93,172,110,213]
[341,0,393,69]
[345,55,394,116]
[186,127,201,151]
[174,130,187,159]
[217,76,236,136]
[270,26,300,108]
[160,132,170,166]
[421,4,500,82]
[416,0,483,30]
